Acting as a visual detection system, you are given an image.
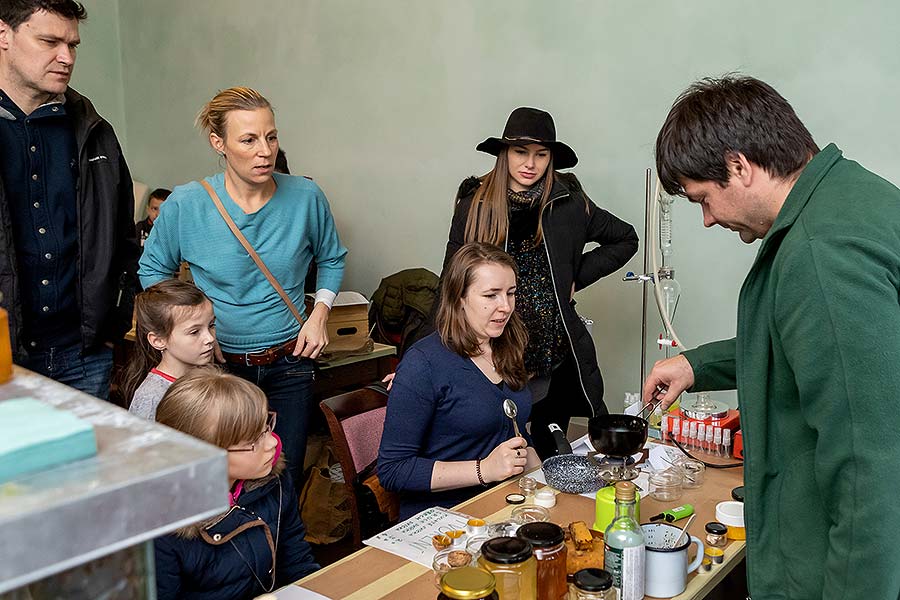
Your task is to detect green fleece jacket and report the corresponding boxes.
[683,144,900,600]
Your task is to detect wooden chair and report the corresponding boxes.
[319,386,399,547]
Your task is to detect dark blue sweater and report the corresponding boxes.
[378,333,531,519]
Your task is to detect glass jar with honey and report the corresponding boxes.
[516,522,567,600]
[477,537,536,600]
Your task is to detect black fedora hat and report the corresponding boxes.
[476,107,578,169]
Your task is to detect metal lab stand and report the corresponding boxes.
[0,367,228,597]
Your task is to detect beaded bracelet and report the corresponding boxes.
[475,458,488,487]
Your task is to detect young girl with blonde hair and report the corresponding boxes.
[154,367,319,599]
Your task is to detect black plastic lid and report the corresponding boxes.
[573,568,613,591]
[516,522,564,548]
[731,486,745,502]
[480,536,533,564]
[705,521,728,535]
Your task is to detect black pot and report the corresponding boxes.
[588,413,648,457]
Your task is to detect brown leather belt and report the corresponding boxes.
[222,339,297,367]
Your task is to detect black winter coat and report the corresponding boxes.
[154,459,319,600]
[442,173,638,416]
[0,87,138,359]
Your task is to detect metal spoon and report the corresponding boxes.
[503,398,522,438]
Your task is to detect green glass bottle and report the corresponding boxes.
[603,481,645,600]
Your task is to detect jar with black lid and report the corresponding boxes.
[517,522,567,600]
[437,566,499,600]
[477,536,536,600]
[705,521,728,548]
[570,568,615,600]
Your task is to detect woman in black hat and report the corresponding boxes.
[441,107,639,459]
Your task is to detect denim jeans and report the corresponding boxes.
[21,343,114,400]
[227,355,315,487]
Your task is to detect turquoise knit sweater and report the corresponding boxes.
[138,173,347,353]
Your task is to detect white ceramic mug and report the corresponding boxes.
[641,522,705,598]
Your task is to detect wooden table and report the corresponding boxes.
[314,342,396,399]
[293,455,745,599]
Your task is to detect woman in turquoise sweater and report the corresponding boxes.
[139,87,347,486]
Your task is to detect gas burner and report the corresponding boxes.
[594,455,640,483]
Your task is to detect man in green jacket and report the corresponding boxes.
[644,75,900,599]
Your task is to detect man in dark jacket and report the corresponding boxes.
[0,0,137,399]
[644,76,900,599]
[135,187,171,246]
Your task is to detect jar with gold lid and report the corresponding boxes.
[437,567,499,600]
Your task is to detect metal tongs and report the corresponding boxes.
[636,386,667,420]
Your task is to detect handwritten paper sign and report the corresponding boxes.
[363,506,471,567]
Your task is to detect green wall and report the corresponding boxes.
[78,0,900,410]
[70,0,126,146]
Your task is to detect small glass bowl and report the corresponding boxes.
[676,457,706,489]
[510,504,551,524]
[465,534,491,558]
[486,520,520,538]
[432,548,475,589]
[649,468,684,502]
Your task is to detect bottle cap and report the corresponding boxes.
[705,521,728,535]
[614,481,636,502]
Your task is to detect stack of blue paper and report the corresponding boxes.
[0,397,98,483]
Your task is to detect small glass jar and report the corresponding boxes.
[705,521,728,548]
[437,566,500,599]
[676,457,706,489]
[511,504,551,525]
[433,548,475,589]
[705,546,725,564]
[534,488,557,508]
[478,537,537,600]
[517,522,567,600]
[569,568,615,600]
[648,468,683,502]
[518,476,538,497]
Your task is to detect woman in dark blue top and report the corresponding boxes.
[378,243,540,519]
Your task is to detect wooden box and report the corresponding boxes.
[306,291,369,342]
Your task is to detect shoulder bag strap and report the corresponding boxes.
[200,179,306,326]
